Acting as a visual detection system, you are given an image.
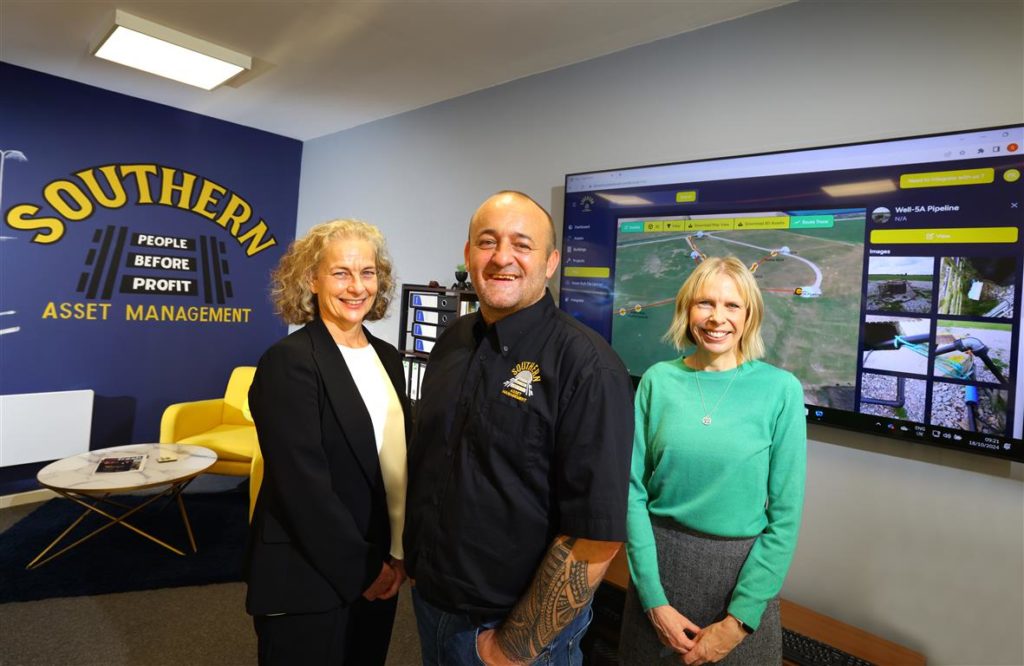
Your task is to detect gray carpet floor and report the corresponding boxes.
[0,495,422,666]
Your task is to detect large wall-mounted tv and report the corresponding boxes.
[560,125,1023,462]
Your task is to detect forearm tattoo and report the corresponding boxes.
[496,536,598,661]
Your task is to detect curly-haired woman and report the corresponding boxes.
[244,219,409,665]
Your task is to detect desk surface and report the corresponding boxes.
[780,598,925,665]
[37,443,216,493]
[603,549,925,665]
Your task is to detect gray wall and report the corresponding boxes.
[298,1,1024,663]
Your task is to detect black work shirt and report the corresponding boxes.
[405,291,634,617]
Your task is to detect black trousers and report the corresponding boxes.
[253,594,398,666]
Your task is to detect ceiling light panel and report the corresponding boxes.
[94,10,250,91]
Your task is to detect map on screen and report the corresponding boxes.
[611,209,865,409]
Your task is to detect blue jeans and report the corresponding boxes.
[412,587,594,666]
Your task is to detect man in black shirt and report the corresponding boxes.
[405,191,634,665]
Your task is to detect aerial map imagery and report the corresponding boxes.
[610,208,865,410]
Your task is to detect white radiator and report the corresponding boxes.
[0,390,94,467]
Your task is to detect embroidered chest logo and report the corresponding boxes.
[501,361,541,403]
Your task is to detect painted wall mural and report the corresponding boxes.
[0,63,301,482]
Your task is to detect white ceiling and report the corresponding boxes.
[1,1,791,141]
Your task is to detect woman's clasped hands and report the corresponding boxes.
[648,606,746,664]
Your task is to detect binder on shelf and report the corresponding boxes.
[414,309,439,325]
[414,309,458,326]
[411,292,458,311]
[410,292,438,308]
[459,300,479,316]
[412,323,442,340]
[413,338,436,353]
[403,356,426,401]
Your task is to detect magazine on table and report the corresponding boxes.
[94,454,147,474]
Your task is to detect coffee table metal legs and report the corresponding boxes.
[26,479,199,569]
[174,491,199,552]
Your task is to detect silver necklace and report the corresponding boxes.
[693,366,740,426]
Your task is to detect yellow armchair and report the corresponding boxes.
[249,438,264,521]
[160,366,258,476]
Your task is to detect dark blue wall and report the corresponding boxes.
[0,63,301,492]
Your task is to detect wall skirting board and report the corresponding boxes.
[0,488,57,509]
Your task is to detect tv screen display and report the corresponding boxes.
[560,125,1023,461]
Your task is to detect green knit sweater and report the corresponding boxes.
[625,357,806,629]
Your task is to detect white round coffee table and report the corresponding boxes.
[29,443,217,569]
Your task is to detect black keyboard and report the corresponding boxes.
[782,628,876,666]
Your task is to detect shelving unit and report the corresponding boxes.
[397,283,477,401]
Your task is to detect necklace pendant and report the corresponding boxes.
[701,415,712,426]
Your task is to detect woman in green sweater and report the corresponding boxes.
[619,256,806,665]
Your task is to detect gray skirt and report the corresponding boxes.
[618,518,781,665]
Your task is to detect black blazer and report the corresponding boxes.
[244,316,410,616]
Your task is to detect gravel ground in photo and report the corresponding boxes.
[866,280,933,314]
[929,382,1008,435]
[859,373,926,422]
